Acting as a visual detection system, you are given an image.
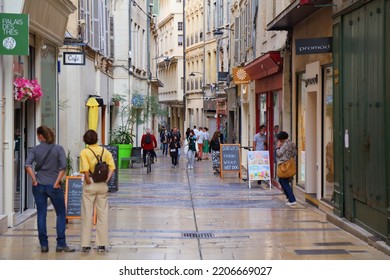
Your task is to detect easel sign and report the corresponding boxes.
[247,151,271,188]
[220,144,242,179]
[65,176,96,224]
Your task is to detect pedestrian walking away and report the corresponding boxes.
[25,125,75,253]
[275,131,297,206]
[79,130,116,252]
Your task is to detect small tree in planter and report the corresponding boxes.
[111,93,126,107]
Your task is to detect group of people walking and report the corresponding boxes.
[159,125,223,174]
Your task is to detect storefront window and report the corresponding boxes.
[40,45,57,128]
[297,73,306,188]
[323,66,334,202]
[13,54,31,215]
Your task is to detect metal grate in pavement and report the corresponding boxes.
[182,232,215,239]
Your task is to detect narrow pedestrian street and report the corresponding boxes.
[0,154,389,260]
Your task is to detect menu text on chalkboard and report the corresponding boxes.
[220,144,241,179]
[102,145,118,192]
[65,176,83,219]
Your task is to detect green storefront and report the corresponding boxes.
[333,0,390,244]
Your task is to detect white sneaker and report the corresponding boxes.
[286,201,297,206]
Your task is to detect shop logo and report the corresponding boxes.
[296,37,332,55]
[233,67,250,84]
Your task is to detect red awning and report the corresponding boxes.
[244,51,282,81]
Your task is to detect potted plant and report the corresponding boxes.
[111,93,126,107]
[110,102,136,169]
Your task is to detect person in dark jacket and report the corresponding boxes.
[210,130,221,174]
[169,135,179,168]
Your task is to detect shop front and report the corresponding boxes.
[1,0,76,229]
[267,1,333,205]
[244,51,283,180]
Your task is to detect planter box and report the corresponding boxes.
[110,143,132,169]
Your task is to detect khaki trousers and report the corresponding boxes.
[81,181,109,247]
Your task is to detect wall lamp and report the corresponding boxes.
[189,71,203,77]
[213,27,234,36]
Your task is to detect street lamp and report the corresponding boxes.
[189,71,203,77]
[152,55,171,78]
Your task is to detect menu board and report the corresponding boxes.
[65,176,83,219]
[102,145,118,192]
[220,144,241,179]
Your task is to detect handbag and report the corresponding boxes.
[277,157,296,178]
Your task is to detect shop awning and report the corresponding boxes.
[267,0,333,31]
[244,51,282,81]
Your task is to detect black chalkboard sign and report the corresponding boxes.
[102,145,118,192]
[220,144,242,178]
[65,176,83,219]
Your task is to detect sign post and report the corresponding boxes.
[247,151,271,189]
[220,144,241,179]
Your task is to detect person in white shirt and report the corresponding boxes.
[196,127,204,160]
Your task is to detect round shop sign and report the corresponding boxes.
[3,37,16,50]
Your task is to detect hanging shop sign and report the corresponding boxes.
[0,13,29,55]
[63,52,85,65]
[218,71,230,82]
[295,37,332,55]
[232,67,250,84]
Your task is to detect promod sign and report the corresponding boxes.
[0,13,29,55]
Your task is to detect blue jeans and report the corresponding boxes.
[278,178,296,203]
[162,143,168,155]
[32,184,67,247]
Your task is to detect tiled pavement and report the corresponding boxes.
[0,153,389,260]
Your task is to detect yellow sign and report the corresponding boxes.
[233,67,250,84]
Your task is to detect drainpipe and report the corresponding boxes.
[0,51,4,219]
[146,0,151,129]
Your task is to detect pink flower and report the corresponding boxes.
[14,77,43,102]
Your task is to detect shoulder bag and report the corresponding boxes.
[277,157,296,178]
[35,144,55,172]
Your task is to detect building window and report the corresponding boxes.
[178,34,183,46]
[178,22,183,31]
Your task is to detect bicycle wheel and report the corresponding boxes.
[146,154,151,173]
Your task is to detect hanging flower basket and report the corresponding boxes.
[14,77,43,102]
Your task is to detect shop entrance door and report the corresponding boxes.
[256,91,281,178]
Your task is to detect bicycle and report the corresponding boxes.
[145,150,153,173]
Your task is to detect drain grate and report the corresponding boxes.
[182,232,215,239]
